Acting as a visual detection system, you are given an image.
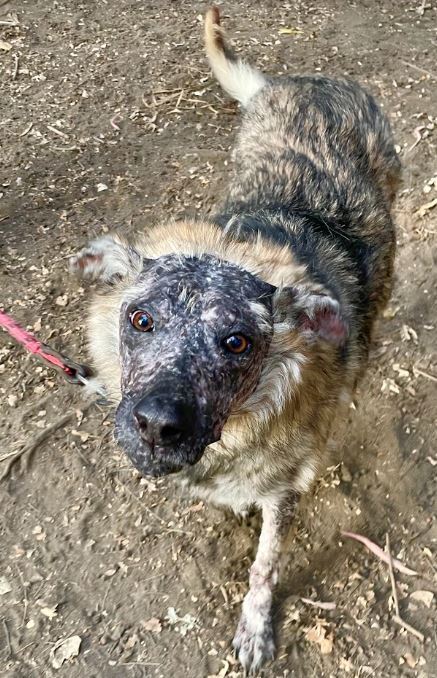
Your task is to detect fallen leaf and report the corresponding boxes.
[50,635,82,669]
[404,653,417,669]
[40,604,58,619]
[55,294,69,307]
[410,590,434,608]
[142,617,162,633]
[0,577,12,595]
[165,607,199,636]
[103,568,117,578]
[305,623,334,654]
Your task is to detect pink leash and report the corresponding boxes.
[0,308,92,385]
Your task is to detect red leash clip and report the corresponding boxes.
[0,309,92,385]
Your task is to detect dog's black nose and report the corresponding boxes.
[133,396,195,448]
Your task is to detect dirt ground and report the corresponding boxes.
[0,1,436,676]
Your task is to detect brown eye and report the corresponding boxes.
[130,310,154,332]
[223,334,251,355]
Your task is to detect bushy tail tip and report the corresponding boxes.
[204,6,266,107]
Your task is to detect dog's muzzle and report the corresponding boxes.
[133,395,196,449]
[114,389,219,477]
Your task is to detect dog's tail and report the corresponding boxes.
[204,6,266,107]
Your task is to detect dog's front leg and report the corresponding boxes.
[233,494,297,673]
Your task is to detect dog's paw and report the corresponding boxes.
[69,236,128,282]
[233,611,275,674]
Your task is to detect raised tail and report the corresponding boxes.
[204,6,266,107]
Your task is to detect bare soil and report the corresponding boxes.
[0,1,436,677]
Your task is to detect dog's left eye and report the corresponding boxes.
[223,333,251,355]
[130,310,154,332]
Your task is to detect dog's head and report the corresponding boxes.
[86,233,348,477]
[114,253,277,476]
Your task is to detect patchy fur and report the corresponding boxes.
[71,5,400,673]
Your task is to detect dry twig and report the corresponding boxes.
[401,60,437,81]
[1,412,74,479]
[341,531,418,576]
[393,614,425,642]
[385,534,400,617]
[301,598,336,611]
[14,564,28,625]
[385,534,425,643]
[2,619,12,658]
[414,367,437,384]
[12,54,18,80]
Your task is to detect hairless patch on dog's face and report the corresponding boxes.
[114,254,275,476]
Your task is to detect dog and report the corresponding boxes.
[70,6,400,672]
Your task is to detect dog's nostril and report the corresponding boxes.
[133,396,194,448]
[160,424,182,442]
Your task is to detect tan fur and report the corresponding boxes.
[75,6,401,671]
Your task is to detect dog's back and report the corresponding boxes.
[205,7,401,369]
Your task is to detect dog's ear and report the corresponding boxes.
[273,286,348,346]
[69,235,146,284]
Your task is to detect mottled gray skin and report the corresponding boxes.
[114,254,274,476]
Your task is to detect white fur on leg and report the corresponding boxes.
[233,499,293,673]
[233,582,275,672]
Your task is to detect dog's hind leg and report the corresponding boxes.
[233,493,298,673]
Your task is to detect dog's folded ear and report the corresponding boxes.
[273,286,348,346]
[69,235,146,285]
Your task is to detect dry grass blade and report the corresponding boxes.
[341,531,418,576]
[385,533,400,617]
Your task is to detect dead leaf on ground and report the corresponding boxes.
[403,653,417,669]
[40,604,58,619]
[305,623,334,654]
[165,607,199,636]
[410,590,434,608]
[50,635,82,669]
[0,576,12,595]
[142,617,162,633]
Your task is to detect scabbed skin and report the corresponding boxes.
[114,254,275,477]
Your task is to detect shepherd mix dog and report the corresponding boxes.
[70,6,400,672]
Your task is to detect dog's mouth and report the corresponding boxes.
[114,396,220,477]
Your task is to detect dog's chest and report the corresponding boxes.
[183,472,262,513]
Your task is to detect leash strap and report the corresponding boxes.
[0,308,92,385]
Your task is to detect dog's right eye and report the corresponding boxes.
[129,310,154,332]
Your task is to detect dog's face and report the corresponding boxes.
[114,254,275,476]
